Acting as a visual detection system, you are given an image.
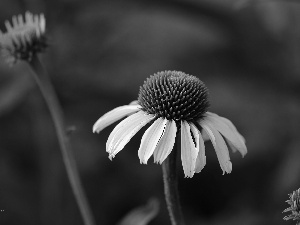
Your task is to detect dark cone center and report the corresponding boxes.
[138,70,209,122]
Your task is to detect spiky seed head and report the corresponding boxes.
[138,70,209,123]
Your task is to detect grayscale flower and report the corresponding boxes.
[93,71,247,178]
[284,188,300,224]
[0,11,47,65]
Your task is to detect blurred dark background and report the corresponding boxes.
[1,0,300,224]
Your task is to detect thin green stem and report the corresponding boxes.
[28,55,96,225]
[162,134,185,225]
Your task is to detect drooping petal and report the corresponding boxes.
[153,120,177,164]
[106,111,155,159]
[39,14,46,34]
[4,21,13,32]
[200,120,232,175]
[25,12,33,25]
[138,118,167,164]
[129,100,139,105]
[205,112,247,157]
[12,16,18,28]
[201,129,210,141]
[93,105,141,133]
[190,123,206,173]
[181,121,198,178]
[206,112,245,143]
[18,14,24,26]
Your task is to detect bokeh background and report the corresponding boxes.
[1,0,300,224]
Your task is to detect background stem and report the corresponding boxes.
[162,134,185,225]
[28,55,96,225]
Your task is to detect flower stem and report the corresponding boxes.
[162,134,185,225]
[28,55,96,225]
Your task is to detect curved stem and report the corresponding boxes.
[162,134,185,225]
[28,55,96,225]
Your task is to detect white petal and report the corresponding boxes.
[153,120,177,164]
[181,121,198,178]
[138,118,167,164]
[25,12,33,24]
[18,14,24,26]
[93,105,141,133]
[34,15,39,26]
[190,123,206,173]
[39,14,46,34]
[129,100,139,105]
[205,112,247,157]
[200,120,232,175]
[206,112,245,142]
[106,111,154,159]
[201,129,210,141]
[4,21,12,32]
[12,16,18,28]
[190,123,199,152]
[11,34,20,47]
[24,33,32,44]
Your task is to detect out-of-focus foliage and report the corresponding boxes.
[0,0,300,224]
[117,198,159,225]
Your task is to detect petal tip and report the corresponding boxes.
[153,158,164,164]
[108,154,115,160]
[226,162,232,174]
[221,163,232,175]
[153,159,159,164]
[184,173,194,178]
[92,123,101,133]
[139,159,148,164]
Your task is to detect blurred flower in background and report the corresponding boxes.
[117,198,159,225]
[0,11,47,65]
[283,188,300,224]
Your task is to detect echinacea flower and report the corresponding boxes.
[0,11,47,65]
[283,188,300,224]
[93,71,247,177]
